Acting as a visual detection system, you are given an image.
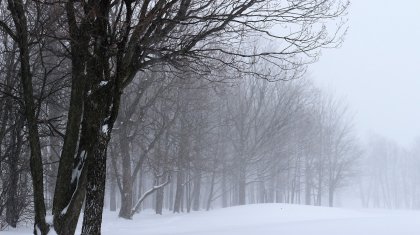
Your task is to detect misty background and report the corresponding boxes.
[313,0,420,147]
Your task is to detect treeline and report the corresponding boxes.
[359,135,420,209]
[103,68,361,219]
[0,0,350,234]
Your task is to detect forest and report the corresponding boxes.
[1,0,419,235]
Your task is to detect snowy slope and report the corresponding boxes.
[4,204,420,235]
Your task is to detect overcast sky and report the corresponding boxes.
[310,0,420,147]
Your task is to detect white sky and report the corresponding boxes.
[310,0,420,147]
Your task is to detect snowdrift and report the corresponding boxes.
[4,203,420,235]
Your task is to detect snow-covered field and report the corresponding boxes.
[4,204,420,235]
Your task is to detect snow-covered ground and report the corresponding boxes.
[4,204,420,235]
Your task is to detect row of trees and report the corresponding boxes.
[0,0,349,234]
[359,135,420,209]
[103,70,361,220]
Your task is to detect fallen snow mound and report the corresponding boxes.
[4,204,420,235]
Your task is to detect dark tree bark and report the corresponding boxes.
[81,130,111,235]
[80,3,121,229]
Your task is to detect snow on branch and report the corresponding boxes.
[130,176,171,217]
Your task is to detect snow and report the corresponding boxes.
[45,215,53,225]
[70,166,81,183]
[4,204,420,235]
[71,151,86,183]
[101,124,108,134]
[34,225,41,235]
[63,152,87,216]
[47,228,58,235]
[99,81,108,87]
[60,204,69,215]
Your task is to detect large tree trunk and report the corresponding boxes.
[81,133,110,234]
[79,71,120,234]
[81,57,120,235]
[52,2,89,232]
[79,1,124,232]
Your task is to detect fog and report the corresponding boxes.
[312,0,420,147]
[1,0,420,234]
